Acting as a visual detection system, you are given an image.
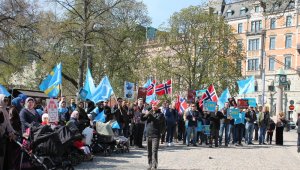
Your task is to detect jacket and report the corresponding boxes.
[245,110,257,123]
[141,110,165,138]
[186,109,200,127]
[165,108,177,126]
[19,108,42,133]
[258,111,270,128]
[0,94,15,137]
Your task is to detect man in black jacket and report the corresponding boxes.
[141,102,165,170]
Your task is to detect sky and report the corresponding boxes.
[140,0,203,28]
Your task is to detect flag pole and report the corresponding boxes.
[171,77,173,102]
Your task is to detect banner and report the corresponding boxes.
[203,101,217,112]
[124,81,134,99]
[244,98,257,107]
[46,98,58,123]
[137,87,147,101]
[237,99,249,109]
[229,108,239,119]
[234,112,246,125]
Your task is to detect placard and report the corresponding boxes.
[137,87,147,101]
[237,99,249,109]
[203,101,217,112]
[187,90,196,102]
[124,81,135,99]
[197,121,203,132]
[244,98,257,107]
[203,125,210,135]
[229,108,239,119]
[46,98,58,123]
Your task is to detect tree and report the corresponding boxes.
[153,6,245,94]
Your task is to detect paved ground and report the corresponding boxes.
[76,130,300,170]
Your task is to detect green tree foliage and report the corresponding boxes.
[153,6,245,94]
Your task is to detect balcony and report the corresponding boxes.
[246,29,266,36]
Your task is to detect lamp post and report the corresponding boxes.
[275,68,287,116]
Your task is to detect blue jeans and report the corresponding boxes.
[259,126,267,144]
[245,122,254,144]
[186,126,197,145]
[219,123,232,145]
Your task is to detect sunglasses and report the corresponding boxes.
[191,105,196,107]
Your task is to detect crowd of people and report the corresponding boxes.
[1,93,300,170]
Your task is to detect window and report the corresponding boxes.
[236,60,242,72]
[238,23,243,33]
[248,39,260,51]
[270,37,276,50]
[237,40,243,52]
[240,9,246,15]
[251,20,262,32]
[255,6,260,13]
[227,10,234,17]
[248,59,259,71]
[285,35,292,48]
[270,18,276,29]
[287,1,295,9]
[255,82,258,92]
[286,16,292,27]
[269,57,275,71]
[284,56,291,69]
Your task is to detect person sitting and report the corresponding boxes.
[41,114,50,125]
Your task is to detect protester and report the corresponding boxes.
[275,112,286,145]
[69,98,77,112]
[121,101,130,138]
[165,101,177,146]
[209,106,224,148]
[219,102,231,147]
[141,102,165,170]
[233,109,244,146]
[0,94,16,170]
[245,106,257,145]
[258,106,270,145]
[41,113,50,125]
[112,98,125,135]
[133,99,146,148]
[266,118,275,145]
[19,97,42,133]
[9,97,23,134]
[185,103,199,146]
[58,100,70,125]
[296,114,300,153]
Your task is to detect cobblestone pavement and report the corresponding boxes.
[76,130,300,170]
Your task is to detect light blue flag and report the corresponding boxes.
[146,92,156,104]
[143,79,151,88]
[93,110,106,122]
[237,76,255,95]
[112,121,120,129]
[39,63,62,98]
[217,88,231,110]
[0,84,10,96]
[91,76,114,103]
[83,68,95,100]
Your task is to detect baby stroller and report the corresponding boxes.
[20,123,76,170]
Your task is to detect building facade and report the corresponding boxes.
[211,0,300,120]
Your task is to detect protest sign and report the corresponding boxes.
[203,101,217,112]
[46,98,58,123]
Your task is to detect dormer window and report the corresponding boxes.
[227,10,234,17]
[240,7,248,15]
[255,6,260,12]
[272,2,281,10]
[287,1,295,9]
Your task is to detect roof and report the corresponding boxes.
[219,0,296,20]
[10,89,49,98]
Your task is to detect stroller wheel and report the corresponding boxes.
[64,165,74,170]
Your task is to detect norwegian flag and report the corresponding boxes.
[146,80,156,96]
[199,84,218,109]
[176,95,188,115]
[155,80,172,96]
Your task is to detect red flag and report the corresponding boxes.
[176,95,188,115]
[155,80,172,96]
[146,80,156,96]
[199,84,218,109]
